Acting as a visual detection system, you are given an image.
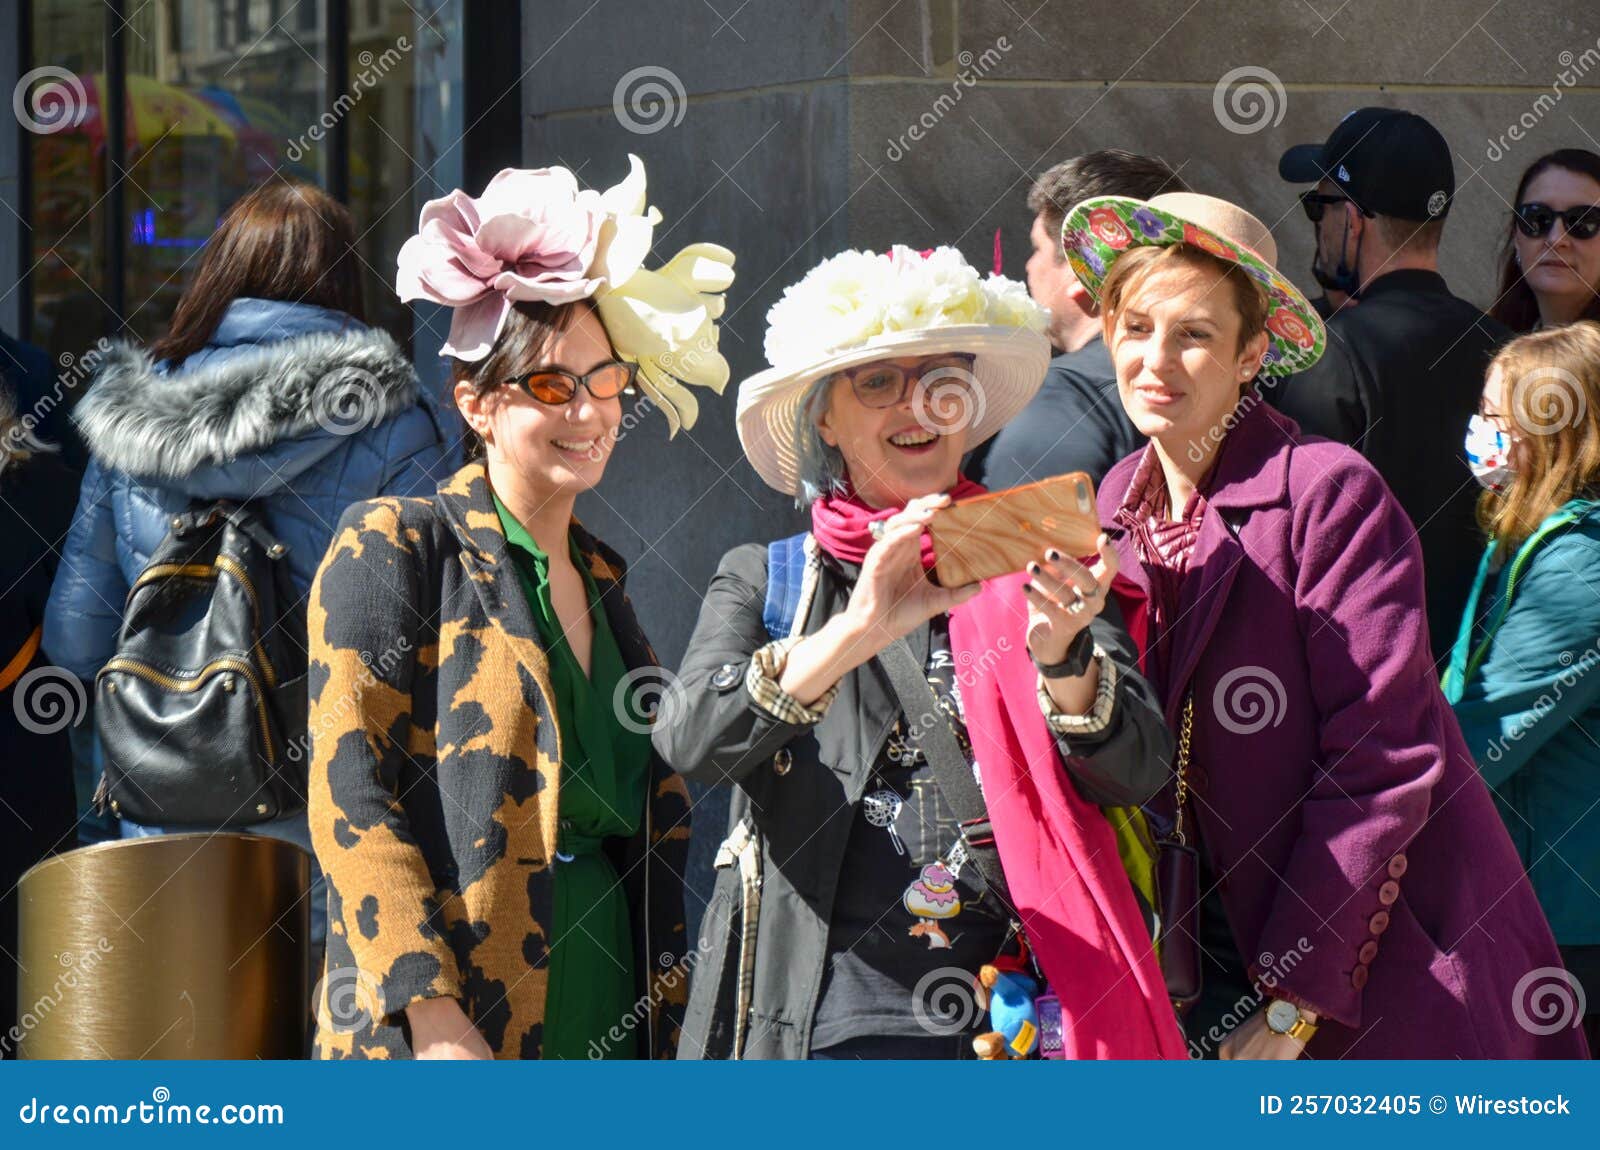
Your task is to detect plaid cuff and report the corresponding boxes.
[1037,645,1118,736]
[746,637,839,725]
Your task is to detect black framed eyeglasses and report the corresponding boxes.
[823,354,977,409]
[1514,202,1600,241]
[502,361,637,406]
[1299,190,1365,224]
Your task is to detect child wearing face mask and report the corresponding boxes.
[1444,321,1600,1057]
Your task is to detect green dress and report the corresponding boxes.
[493,494,652,1060]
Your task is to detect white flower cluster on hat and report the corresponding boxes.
[762,245,1046,370]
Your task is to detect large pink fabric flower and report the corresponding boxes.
[395,167,608,361]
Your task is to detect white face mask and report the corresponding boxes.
[1465,414,1513,493]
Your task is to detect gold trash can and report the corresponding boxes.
[15,832,310,1059]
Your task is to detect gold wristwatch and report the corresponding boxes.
[1264,998,1318,1042]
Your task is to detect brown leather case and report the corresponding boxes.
[928,472,1102,587]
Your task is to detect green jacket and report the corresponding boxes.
[1443,498,1600,945]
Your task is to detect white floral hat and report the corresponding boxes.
[737,245,1050,495]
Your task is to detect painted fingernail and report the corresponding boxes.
[1047,549,1063,562]
[1027,562,1041,576]
[1023,582,1036,594]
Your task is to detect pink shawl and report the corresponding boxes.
[949,576,1186,1059]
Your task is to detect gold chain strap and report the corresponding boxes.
[1171,693,1195,846]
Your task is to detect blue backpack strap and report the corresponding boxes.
[763,532,811,641]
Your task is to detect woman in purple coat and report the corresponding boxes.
[1059,191,1589,1059]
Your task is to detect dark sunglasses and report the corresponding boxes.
[1514,202,1600,241]
[502,361,637,406]
[824,354,976,409]
[1299,190,1367,224]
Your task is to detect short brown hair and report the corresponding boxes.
[1479,321,1600,555]
[1028,150,1188,262]
[1369,214,1444,255]
[1098,244,1269,358]
[151,182,364,365]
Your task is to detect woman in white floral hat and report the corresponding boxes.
[307,155,727,1060]
[658,245,1187,1060]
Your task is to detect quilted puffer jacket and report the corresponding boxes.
[44,297,458,683]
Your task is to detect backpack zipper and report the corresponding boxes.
[97,654,277,766]
[130,557,278,687]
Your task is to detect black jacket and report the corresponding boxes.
[1266,269,1511,660]
[655,540,1171,1059]
[0,441,79,1053]
[970,336,1144,491]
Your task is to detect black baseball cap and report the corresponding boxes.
[1279,107,1455,221]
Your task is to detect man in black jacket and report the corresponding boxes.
[1270,108,1510,661]
[970,150,1187,491]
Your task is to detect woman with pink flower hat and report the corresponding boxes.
[658,244,1187,1060]
[306,156,728,1060]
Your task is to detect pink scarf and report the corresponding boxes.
[812,480,1186,1058]
[949,577,1186,1058]
[809,477,987,569]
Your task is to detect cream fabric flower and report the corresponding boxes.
[762,245,1043,370]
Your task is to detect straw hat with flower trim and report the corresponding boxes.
[737,245,1051,496]
[1060,192,1326,377]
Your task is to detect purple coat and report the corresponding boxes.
[1099,400,1589,1059]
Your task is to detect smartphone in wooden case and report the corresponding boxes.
[927,472,1101,587]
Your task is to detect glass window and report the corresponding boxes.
[26,0,111,367]
[26,0,463,376]
[348,1,452,348]
[119,0,327,345]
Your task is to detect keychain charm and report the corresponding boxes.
[862,788,906,855]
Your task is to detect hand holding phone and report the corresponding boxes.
[926,472,1102,588]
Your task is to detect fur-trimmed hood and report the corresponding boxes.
[75,322,424,484]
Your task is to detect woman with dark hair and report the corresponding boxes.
[1491,148,1600,332]
[306,157,726,1059]
[43,181,455,946]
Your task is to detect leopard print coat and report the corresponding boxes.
[307,462,691,1059]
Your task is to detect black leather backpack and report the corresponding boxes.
[94,502,309,826]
